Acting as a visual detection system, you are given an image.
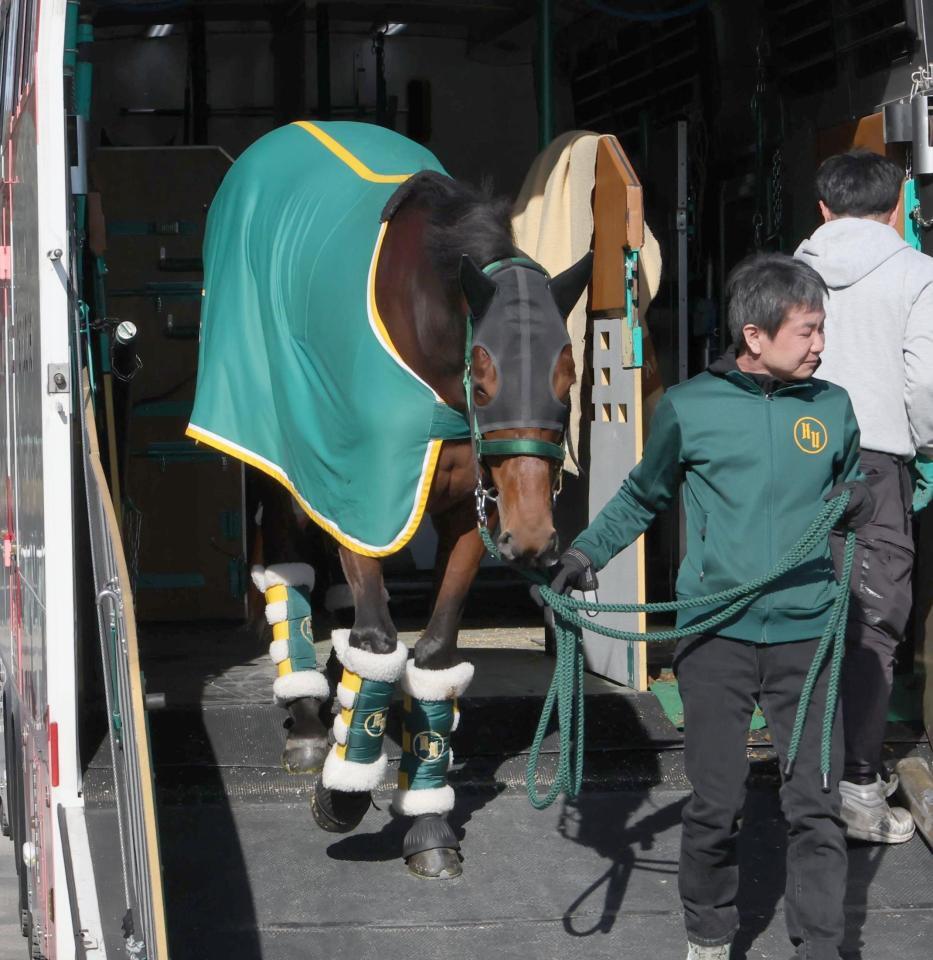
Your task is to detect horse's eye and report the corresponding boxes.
[474,385,489,404]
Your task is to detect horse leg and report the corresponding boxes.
[311,549,409,833]
[394,499,487,879]
[253,475,330,775]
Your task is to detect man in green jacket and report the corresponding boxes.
[550,254,871,960]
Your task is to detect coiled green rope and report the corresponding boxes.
[478,492,856,808]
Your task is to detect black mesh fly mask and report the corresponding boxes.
[459,252,593,523]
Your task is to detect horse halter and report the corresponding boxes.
[461,256,572,525]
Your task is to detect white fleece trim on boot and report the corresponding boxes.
[332,713,348,745]
[451,707,461,732]
[252,562,315,593]
[400,660,474,701]
[268,639,290,664]
[335,682,357,711]
[272,670,329,702]
[251,565,268,593]
[391,785,455,816]
[332,629,409,682]
[322,747,388,792]
[264,601,289,625]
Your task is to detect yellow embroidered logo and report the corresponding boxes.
[299,616,313,642]
[363,710,387,737]
[794,416,828,454]
[413,731,447,762]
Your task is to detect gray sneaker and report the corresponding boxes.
[839,776,915,844]
[686,944,731,960]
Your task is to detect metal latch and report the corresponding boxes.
[47,363,69,394]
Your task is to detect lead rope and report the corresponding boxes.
[477,492,856,808]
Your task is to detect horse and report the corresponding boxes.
[187,121,592,879]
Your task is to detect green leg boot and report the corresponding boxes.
[392,660,474,878]
[312,630,408,832]
[253,563,329,773]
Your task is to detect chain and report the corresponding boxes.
[751,32,768,250]
[911,63,933,98]
[769,146,784,245]
[911,205,933,230]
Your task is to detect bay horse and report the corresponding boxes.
[188,122,591,879]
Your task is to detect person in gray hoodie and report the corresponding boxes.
[796,149,933,844]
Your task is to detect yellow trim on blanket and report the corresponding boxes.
[184,425,442,558]
[291,121,411,184]
[368,222,402,362]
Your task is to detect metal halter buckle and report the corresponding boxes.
[473,476,499,527]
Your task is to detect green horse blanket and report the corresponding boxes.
[188,121,470,556]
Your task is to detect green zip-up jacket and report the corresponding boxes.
[573,355,861,644]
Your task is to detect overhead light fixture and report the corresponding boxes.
[384,23,406,36]
[145,24,173,39]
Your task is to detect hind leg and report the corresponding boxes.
[311,549,408,832]
[394,500,485,878]
[254,475,330,774]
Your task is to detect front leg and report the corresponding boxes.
[339,547,397,654]
[311,548,408,834]
[416,499,490,668]
[395,499,488,879]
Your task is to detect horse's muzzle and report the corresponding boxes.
[496,529,559,569]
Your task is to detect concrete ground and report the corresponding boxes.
[91,785,933,960]
[4,783,932,960]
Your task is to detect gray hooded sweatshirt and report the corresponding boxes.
[795,217,933,458]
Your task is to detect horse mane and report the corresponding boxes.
[382,170,517,310]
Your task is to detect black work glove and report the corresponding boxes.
[824,480,874,531]
[550,547,598,595]
[530,547,598,610]
[530,547,599,636]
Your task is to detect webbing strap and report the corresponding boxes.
[478,438,565,460]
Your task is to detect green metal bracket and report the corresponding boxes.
[905,178,923,251]
[624,249,643,369]
[133,440,228,464]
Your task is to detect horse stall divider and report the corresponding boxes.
[585,137,648,691]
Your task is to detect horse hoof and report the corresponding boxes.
[406,847,462,880]
[282,735,328,775]
[309,778,371,833]
[282,697,330,774]
[402,814,462,879]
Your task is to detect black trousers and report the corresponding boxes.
[831,449,914,784]
[674,635,846,959]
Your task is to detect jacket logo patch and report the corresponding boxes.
[794,416,828,454]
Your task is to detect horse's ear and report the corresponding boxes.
[459,255,497,319]
[549,251,593,320]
